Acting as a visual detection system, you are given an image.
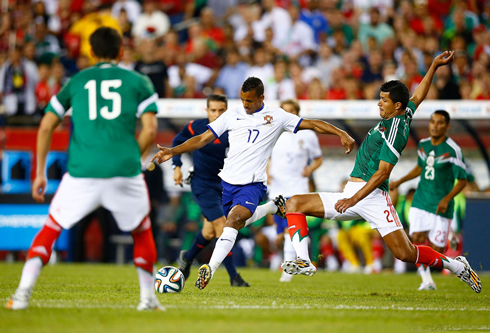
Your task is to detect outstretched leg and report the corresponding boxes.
[384,229,481,293]
[7,215,62,310]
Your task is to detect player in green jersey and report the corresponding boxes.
[7,27,164,311]
[390,110,467,290]
[280,51,481,293]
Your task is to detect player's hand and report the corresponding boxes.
[341,132,355,154]
[173,167,183,186]
[389,181,400,191]
[302,166,313,178]
[151,144,173,164]
[32,176,47,203]
[435,197,450,215]
[433,50,454,68]
[335,197,359,213]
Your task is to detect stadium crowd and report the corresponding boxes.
[1,0,490,121]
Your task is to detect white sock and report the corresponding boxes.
[18,257,43,291]
[244,201,277,227]
[443,257,465,277]
[209,227,238,275]
[137,267,155,301]
[418,264,433,284]
[283,235,296,262]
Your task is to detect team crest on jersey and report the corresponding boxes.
[427,151,435,167]
[264,115,273,126]
[379,126,387,132]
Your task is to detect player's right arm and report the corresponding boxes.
[298,119,355,154]
[389,165,422,191]
[410,51,454,108]
[151,130,216,165]
[32,112,62,203]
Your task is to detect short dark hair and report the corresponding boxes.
[280,99,300,114]
[433,109,450,124]
[207,94,228,108]
[380,80,409,110]
[89,27,122,60]
[241,77,264,97]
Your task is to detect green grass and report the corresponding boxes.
[1,263,489,333]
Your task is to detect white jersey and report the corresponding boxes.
[208,104,302,185]
[269,130,322,197]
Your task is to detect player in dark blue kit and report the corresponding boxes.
[173,94,250,287]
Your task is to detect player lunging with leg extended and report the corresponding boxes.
[281,51,481,293]
[152,77,355,290]
[7,27,164,310]
[390,110,467,290]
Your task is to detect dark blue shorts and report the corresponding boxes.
[222,181,267,217]
[191,179,224,222]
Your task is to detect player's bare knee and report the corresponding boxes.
[225,216,245,230]
[286,195,304,213]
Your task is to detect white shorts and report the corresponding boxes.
[318,181,403,237]
[49,173,150,232]
[409,207,451,248]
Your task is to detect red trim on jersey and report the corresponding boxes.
[188,121,195,135]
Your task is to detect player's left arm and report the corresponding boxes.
[410,51,454,108]
[335,160,394,213]
[303,156,323,178]
[299,119,355,154]
[138,112,158,159]
[32,112,62,203]
[436,178,467,214]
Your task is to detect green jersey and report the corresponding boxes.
[45,62,158,178]
[411,137,467,218]
[350,101,417,192]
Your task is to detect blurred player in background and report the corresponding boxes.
[282,52,481,294]
[152,77,355,290]
[173,94,249,287]
[267,99,322,282]
[7,27,163,311]
[390,110,467,290]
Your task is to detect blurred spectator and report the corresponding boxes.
[32,17,60,64]
[117,9,133,38]
[214,47,249,99]
[282,5,317,67]
[471,25,490,61]
[0,45,38,116]
[260,0,292,50]
[326,9,355,47]
[327,68,347,99]
[245,46,274,87]
[112,0,142,24]
[382,60,398,82]
[132,0,170,41]
[409,0,443,36]
[441,8,473,50]
[134,38,170,98]
[200,7,225,49]
[264,59,295,101]
[119,44,135,70]
[161,29,182,66]
[452,50,471,83]
[206,0,237,24]
[343,75,363,100]
[361,49,383,84]
[161,0,194,25]
[314,43,342,88]
[24,42,36,62]
[234,3,266,45]
[435,64,461,99]
[400,53,423,94]
[33,1,61,34]
[69,1,121,65]
[34,63,51,112]
[475,72,490,100]
[173,74,205,98]
[358,8,395,52]
[299,0,327,44]
[302,77,326,99]
[168,51,213,92]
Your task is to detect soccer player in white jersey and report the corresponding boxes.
[390,110,467,291]
[152,77,355,290]
[280,51,481,294]
[7,27,164,311]
[268,99,323,282]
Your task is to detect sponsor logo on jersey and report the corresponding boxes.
[264,115,273,126]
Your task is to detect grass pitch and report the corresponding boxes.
[1,263,489,333]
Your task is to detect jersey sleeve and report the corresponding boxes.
[282,111,303,133]
[379,120,406,166]
[451,148,467,180]
[406,100,417,119]
[136,75,158,117]
[45,79,72,119]
[207,110,230,138]
[416,143,424,168]
[171,121,195,167]
[306,132,322,160]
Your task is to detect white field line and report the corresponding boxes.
[6,298,490,312]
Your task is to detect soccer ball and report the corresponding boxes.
[154,266,185,293]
